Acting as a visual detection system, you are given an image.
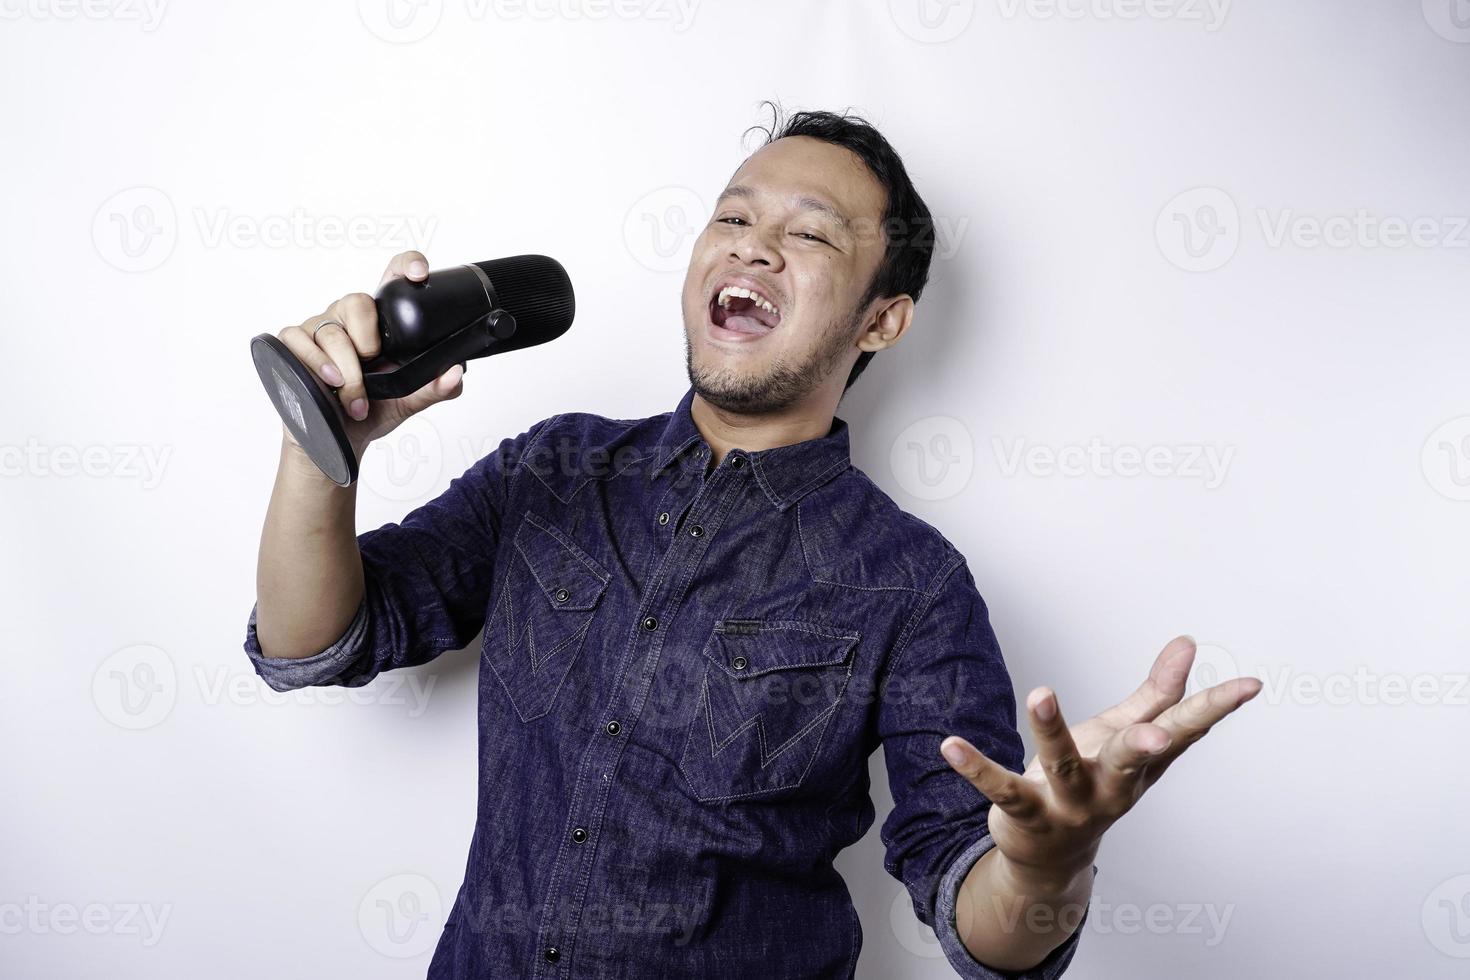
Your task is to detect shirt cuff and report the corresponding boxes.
[242,597,371,692]
[934,833,1094,980]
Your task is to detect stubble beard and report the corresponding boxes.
[684,302,862,415]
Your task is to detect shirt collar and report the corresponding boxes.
[651,387,851,511]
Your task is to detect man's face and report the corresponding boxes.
[681,135,889,414]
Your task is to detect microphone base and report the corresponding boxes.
[250,333,359,487]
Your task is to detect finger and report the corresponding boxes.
[1026,687,1092,801]
[939,736,1044,821]
[310,316,368,421]
[388,363,466,420]
[1146,676,1263,780]
[380,250,430,288]
[276,324,345,389]
[313,292,383,421]
[1096,635,1196,729]
[1093,722,1171,812]
[326,291,383,364]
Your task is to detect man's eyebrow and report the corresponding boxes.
[717,184,852,232]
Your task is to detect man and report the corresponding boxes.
[244,107,1261,978]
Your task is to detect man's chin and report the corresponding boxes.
[687,359,803,416]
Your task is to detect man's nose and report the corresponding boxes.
[729,227,782,268]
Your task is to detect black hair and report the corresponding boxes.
[745,101,935,390]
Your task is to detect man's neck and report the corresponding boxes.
[689,390,838,465]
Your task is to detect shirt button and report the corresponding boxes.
[605,720,621,736]
[657,512,670,526]
[689,524,704,538]
[731,456,745,469]
[732,655,748,671]
[554,587,570,603]
[544,946,560,962]
[642,616,659,632]
[571,827,588,843]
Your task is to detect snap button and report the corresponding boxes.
[731,656,748,671]
[657,512,670,526]
[571,827,588,843]
[642,616,659,632]
[544,946,560,962]
[605,720,621,736]
[554,587,570,603]
[689,524,704,538]
[731,456,745,469]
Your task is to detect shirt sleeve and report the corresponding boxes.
[878,553,1093,979]
[242,419,549,693]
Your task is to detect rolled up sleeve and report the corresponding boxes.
[878,553,1091,979]
[241,419,550,692]
[244,595,371,692]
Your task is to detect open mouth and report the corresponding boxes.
[708,283,783,336]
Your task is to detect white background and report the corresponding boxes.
[3,1,1468,977]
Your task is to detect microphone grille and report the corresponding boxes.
[473,254,575,340]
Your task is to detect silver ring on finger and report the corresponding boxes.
[312,319,344,343]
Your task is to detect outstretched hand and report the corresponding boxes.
[940,635,1262,879]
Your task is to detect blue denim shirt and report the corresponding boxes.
[243,387,1091,978]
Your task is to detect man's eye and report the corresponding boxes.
[795,232,829,244]
[717,216,748,226]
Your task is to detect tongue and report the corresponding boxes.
[717,295,780,333]
[722,314,770,334]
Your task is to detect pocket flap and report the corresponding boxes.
[513,515,610,612]
[702,620,859,679]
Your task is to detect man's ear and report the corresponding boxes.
[857,294,914,354]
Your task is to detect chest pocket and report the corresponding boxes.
[678,619,859,803]
[483,513,610,723]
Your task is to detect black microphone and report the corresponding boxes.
[250,254,574,487]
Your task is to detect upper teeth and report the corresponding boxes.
[718,285,780,317]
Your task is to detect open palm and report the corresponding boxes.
[941,635,1262,876]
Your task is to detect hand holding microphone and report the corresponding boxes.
[273,251,460,464]
[251,251,575,486]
